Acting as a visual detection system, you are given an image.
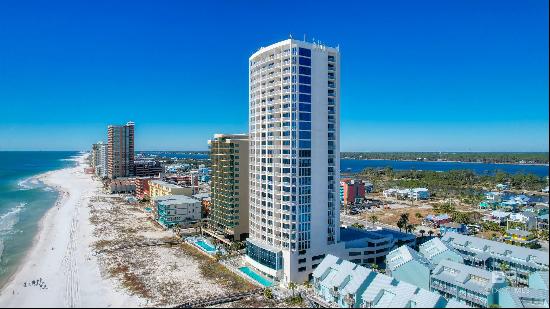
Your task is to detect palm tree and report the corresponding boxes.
[419,229,426,237]
[428,230,434,238]
[397,220,405,232]
[397,213,409,232]
[288,282,297,298]
[369,215,378,228]
[406,224,415,234]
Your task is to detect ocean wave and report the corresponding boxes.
[0,239,4,263]
[0,203,26,234]
[17,177,42,191]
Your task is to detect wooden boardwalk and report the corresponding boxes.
[171,288,263,308]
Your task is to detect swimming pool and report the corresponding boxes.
[239,266,273,287]
[195,240,217,253]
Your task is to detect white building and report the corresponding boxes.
[246,38,341,283]
[92,141,108,178]
[153,195,201,228]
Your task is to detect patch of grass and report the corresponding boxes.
[92,239,113,251]
[108,263,151,298]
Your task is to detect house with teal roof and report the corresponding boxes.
[312,254,448,308]
[419,237,464,265]
[386,245,433,290]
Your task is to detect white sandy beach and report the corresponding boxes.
[0,155,141,308]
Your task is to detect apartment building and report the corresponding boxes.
[153,195,201,228]
[133,160,163,177]
[91,141,108,178]
[340,179,366,205]
[107,121,135,179]
[149,180,193,200]
[246,38,341,283]
[441,232,549,286]
[430,260,507,308]
[208,134,249,241]
[312,255,448,308]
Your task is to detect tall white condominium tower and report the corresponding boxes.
[246,39,340,283]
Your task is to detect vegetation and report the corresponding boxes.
[263,288,273,300]
[397,213,409,232]
[341,152,549,164]
[368,215,379,227]
[179,243,255,292]
[357,168,547,204]
[351,223,365,229]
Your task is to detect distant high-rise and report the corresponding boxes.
[246,39,340,282]
[91,141,108,178]
[107,121,135,179]
[208,134,249,241]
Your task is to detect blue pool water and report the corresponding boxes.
[195,240,216,253]
[239,266,273,287]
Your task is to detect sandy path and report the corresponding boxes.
[0,155,140,308]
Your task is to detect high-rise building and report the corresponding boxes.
[208,134,249,241]
[91,141,108,178]
[107,121,135,179]
[246,39,341,283]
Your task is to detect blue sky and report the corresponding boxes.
[0,0,548,151]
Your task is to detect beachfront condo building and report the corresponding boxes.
[246,39,341,283]
[149,180,193,200]
[107,121,135,179]
[153,195,201,228]
[91,141,108,178]
[208,134,250,241]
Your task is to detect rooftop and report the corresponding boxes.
[419,237,462,262]
[386,245,432,271]
[442,232,549,266]
[313,255,446,308]
[432,259,498,293]
[153,195,199,205]
[150,180,184,189]
[499,287,549,308]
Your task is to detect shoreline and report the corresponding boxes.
[0,168,70,291]
[0,154,139,307]
[341,158,550,167]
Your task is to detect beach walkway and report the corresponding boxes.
[172,288,263,308]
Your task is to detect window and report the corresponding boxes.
[298,48,311,57]
[299,75,311,84]
[298,266,307,272]
[299,85,311,93]
[299,57,311,66]
[299,66,311,75]
[300,122,311,130]
[299,94,311,103]
[299,131,311,139]
[299,113,311,121]
[299,103,311,112]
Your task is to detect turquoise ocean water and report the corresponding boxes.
[0,151,78,287]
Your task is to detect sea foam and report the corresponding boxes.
[0,203,27,261]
